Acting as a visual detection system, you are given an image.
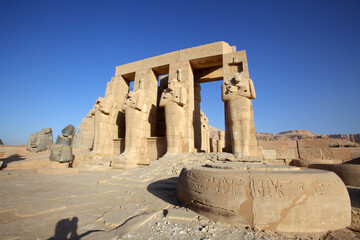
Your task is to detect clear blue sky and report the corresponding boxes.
[1,0,359,145]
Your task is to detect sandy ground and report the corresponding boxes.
[0,153,359,240]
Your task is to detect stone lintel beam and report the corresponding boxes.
[195,67,223,83]
[115,42,235,76]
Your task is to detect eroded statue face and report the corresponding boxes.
[127,91,135,98]
[168,78,180,91]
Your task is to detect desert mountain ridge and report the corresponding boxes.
[209,127,360,145]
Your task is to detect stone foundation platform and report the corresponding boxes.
[178,162,351,233]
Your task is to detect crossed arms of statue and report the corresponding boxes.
[221,74,256,102]
[159,80,187,107]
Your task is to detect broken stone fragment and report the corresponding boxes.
[49,144,73,162]
[26,128,53,153]
[62,124,76,137]
[55,136,72,146]
[49,125,76,163]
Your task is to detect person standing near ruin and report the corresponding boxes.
[221,72,256,157]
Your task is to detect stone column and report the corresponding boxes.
[206,128,211,153]
[175,62,195,153]
[218,131,224,152]
[112,69,158,169]
[92,95,113,154]
[81,75,128,156]
[159,69,187,156]
[194,81,202,151]
[104,76,129,155]
[222,52,258,158]
[136,68,158,164]
[112,77,145,169]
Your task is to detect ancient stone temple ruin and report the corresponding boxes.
[1,42,353,237]
[76,41,259,168]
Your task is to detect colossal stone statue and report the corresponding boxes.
[222,72,256,157]
[112,79,145,169]
[92,94,114,153]
[159,70,187,156]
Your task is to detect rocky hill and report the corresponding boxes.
[256,130,360,145]
[209,127,360,146]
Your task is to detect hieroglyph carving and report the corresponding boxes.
[222,72,256,157]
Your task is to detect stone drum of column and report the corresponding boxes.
[178,162,351,233]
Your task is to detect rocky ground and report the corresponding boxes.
[0,153,359,239]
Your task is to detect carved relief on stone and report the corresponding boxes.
[159,69,187,156]
[222,72,256,157]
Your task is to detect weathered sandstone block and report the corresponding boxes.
[178,162,351,233]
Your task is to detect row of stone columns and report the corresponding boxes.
[78,53,258,168]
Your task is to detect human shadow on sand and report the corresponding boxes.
[147,177,181,206]
[0,154,26,169]
[48,216,103,240]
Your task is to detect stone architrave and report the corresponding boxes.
[112,79,145,169]
[159,70,187,157]
[27,128,53,153]
[222,72,256,157]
